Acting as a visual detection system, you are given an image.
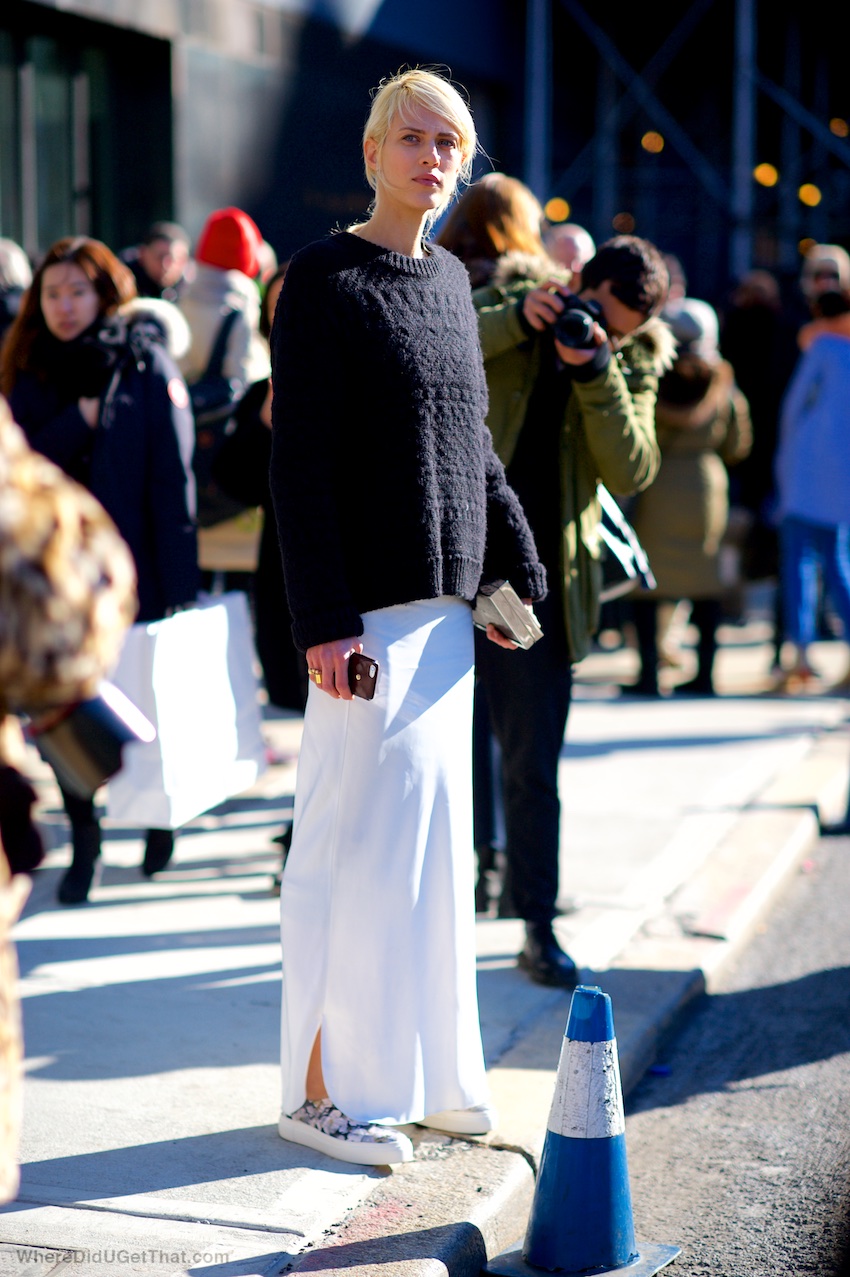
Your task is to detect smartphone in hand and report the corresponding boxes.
[349,653,379,700]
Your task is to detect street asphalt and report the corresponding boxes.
[1,607,849,1277]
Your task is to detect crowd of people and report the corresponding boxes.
[1,64,850,1171]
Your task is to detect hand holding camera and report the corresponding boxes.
[521,279,571,331]
[553,296,607,351]
[521,282,608,366]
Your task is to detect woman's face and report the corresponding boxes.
[366,105,464,221]
[41,261,102,342]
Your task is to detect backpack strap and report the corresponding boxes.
[202,309,240,381]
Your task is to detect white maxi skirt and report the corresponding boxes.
[279,596,489,1125]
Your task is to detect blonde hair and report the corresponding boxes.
[362,68,477,215]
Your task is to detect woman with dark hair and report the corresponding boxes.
[436,171,549,287]
[1,236,199,903]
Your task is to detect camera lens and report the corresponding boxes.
[554,308,596,349]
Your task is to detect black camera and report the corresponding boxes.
[553,296,606,349]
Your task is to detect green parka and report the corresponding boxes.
[473,252,675,662]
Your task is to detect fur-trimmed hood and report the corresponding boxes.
[488,250,570,291]
[656,355,735,430]
[625,315,677,376]
[98,297,192,364]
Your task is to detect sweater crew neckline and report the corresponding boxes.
[334,230,445,278]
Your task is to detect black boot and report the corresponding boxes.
[675,599,719,695]
[627,597,660,696]
[517,922,580,989]
[58,820,101,905]
[496,856,519,918]
[142,828,174,876]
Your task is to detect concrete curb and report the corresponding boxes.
[285,1140,533,1277]
[282,729,849,1276]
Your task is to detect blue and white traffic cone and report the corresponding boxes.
[486,985,680,1276]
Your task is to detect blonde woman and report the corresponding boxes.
[270,69,546,1164]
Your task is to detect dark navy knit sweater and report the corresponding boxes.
[270,231,546,651]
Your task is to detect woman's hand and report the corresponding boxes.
[78,397,100,429]
[485,623,519,650]
[522,281,606,366]
[485,599,537,651]
[305,637,364,699]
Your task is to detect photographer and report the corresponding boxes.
[442,192,672,984]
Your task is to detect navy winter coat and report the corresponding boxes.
[9,302,199,622]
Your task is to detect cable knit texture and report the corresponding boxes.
[270,232,546,651]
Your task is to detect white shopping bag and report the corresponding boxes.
[106,592,267,829]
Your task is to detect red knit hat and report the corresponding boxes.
[194,207,263,278]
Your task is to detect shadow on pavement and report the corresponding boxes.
[16,959,281,1079]
[288,1221,487,1273]
[11,1125,375,1206]
[14,924,281,977]
[625,964,850,1113]
[563,719,848,760]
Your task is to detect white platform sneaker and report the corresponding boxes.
[278,1098,413,1165]
[415,1103,497,1136]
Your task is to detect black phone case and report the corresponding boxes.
[349,653,379,700]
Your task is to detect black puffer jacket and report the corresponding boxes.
[9,300,199,622]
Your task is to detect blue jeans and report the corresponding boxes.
[780,516,850,647]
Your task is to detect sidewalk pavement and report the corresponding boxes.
[2,614,849,1277]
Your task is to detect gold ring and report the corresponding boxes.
[307,667,322,685]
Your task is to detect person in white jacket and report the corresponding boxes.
[178,207,272,577]
[178,205,271,390]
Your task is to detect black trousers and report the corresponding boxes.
[631,596,720,689]
[473,591,572,925]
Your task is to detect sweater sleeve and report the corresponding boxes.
[269,250,363,651]
[481,443,548,602]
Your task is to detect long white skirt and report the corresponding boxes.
[279,596,489,1125]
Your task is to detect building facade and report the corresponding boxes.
[2,1,847,305]
[1,0,523,265]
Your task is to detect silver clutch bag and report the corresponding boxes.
[471,581,543,650]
